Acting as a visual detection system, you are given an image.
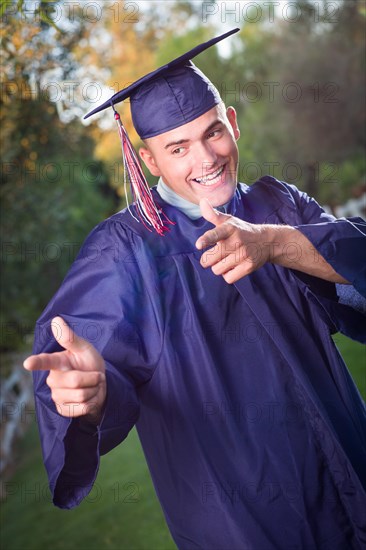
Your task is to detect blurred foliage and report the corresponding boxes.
[1,0,365,351]
[229,0,366,200]
[0,0,116,350]
[0,109,114,350]
[0,0,61,30]
[89,11,156,175]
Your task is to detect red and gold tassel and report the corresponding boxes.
[113,107,173,236]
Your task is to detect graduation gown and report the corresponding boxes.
[32,176,366,549]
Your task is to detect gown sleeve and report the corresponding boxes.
[257,177,366,342]
[31,218,162,509]
[290,186,366,297]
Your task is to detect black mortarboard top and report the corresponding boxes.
[83,28,240,235]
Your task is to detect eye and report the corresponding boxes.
[171,147,186,155]
[207,128,222,139]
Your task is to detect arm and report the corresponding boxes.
[196,199,350,285]
[262,224,349,284]
[25,220,157,509]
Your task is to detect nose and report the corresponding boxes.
[193,141,218,173]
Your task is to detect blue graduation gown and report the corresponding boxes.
[32,177,366,549]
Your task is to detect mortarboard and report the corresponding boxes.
[85,28,240,235]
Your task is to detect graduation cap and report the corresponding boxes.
[85,28,240,235]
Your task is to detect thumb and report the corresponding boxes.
[199,198,228,226]
[23,317,104,373]
[51,316,90,354]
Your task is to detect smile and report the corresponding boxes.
[193,165,225,186]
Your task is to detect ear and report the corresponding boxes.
[226,106,240,141]
[139,146,162,177]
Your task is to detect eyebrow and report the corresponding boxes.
[164,119,223,150]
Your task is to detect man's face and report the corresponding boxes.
[139,104,240,207]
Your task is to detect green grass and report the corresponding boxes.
[332,332,366,399]
[1,425,176,550]
[1,333,364,550]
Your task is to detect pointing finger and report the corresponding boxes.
[24,350,73,372]
[196,224,232,250]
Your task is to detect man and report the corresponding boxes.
[24,29,366,549]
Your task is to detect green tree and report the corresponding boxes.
[0,0,116,350]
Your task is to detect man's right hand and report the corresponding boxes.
[24,316,106,425]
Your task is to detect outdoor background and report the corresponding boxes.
[1,1,365,549]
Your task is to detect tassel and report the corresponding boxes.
[112,105,174,236]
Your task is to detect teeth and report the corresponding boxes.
[194,166,224,186]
